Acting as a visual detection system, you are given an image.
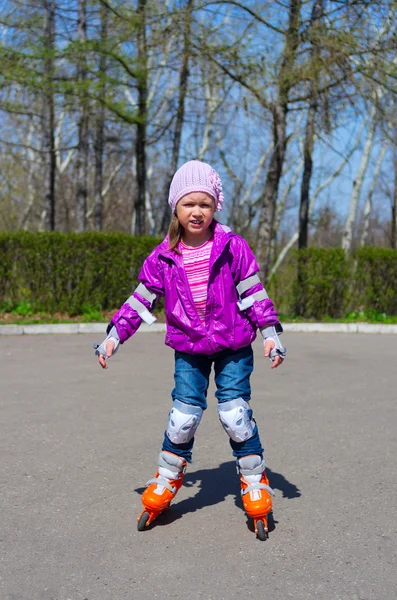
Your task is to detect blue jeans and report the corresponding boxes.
[162,345,264,461]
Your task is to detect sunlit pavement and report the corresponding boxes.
[1,332,396,600]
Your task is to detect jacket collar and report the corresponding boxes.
[158,220,234,266]
[209,221,234,268]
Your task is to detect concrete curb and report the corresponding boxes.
[1,322,397,335]
[284,323,397,334]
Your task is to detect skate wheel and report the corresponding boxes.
[137,511,150,531]
[256,519,268,541]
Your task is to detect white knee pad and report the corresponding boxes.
[218,398,255,443]
[166,399,203,444]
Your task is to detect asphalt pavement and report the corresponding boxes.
[1,332,396,600]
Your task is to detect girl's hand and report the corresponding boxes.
[264,339,284,369]
[98,340,115,369]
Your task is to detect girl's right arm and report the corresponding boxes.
[94,325,120,369]
[94,250,164,366]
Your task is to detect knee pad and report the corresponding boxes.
[218,398,255,443]
[166,399,203,444]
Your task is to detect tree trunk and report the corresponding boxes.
[298,0,323,249]
[76,0,89,232]
[133,0,148,236]
[296,0,323,316]
[342,105,376,251]
[270,118,366,280]
[94,3,108,231]
[256,0,301,279]
[160,0,193,235]
[392,149,397,249]
[298,105,315,249]
[257,103,288,278]
[43,0,56,231]
[360,145,386,246]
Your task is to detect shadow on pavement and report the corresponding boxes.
[134,461,301,530]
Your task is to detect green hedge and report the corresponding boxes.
[0,232,160,313]
[1,232,397,318]
[268,247,397,319]
[354,247,397,315]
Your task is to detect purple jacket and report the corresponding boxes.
[108,221,280,355]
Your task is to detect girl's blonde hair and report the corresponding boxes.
[168,213,183,254]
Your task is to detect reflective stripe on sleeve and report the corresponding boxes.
[237,289,268,310]
[135,282,157,305]
[236,273,261,295]
[126,295,157,325]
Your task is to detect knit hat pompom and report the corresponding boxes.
[168,160,224,213]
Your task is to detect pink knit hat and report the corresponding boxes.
[168,160,224,212]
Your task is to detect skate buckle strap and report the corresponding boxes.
[146,476,176,494]
[241,482,275,497]
[237,459,267,477]
[158,453,186,475]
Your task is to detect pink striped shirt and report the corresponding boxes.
[180,237,213,321]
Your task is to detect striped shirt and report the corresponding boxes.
[180,237,213,321]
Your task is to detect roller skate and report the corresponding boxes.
[137,451,187,531]
[237,455,275,540]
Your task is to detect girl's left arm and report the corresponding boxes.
[231,237,286,362]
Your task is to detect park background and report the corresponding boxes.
[1,0,397,323]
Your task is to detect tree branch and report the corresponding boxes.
[199,1,285,35]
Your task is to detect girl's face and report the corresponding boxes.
[176,192,216,242]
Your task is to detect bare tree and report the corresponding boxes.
[342,104,377,251]
[94,2,108,231]
[256,0,302,278]
[341,5,397,251]
[270,119,367,279]
[298,0,324,249]
[75,0,89,232]
[360,144,386,246]
[134,0,148,235]
[1,0,397,240]
[392,147,397,249]
[159,0,194,235]
[42,0,56,231]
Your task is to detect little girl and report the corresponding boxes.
[95,160,286,540]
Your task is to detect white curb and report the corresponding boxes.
[1,322,397,335]
[356,323,397,334]
[0,325,24,335]
[284,323,358,333]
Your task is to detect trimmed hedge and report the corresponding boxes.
[0,232,161,313]
[1,232,397,318]
[268,247,397,319]
[354,247,397,316]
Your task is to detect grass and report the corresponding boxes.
[1,304,397,325]
[0,302,166,325]
[278,310,397,325]
[279,315,397,324]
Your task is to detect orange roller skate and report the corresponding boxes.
[137,451,187,531]
[238,455,275,540]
